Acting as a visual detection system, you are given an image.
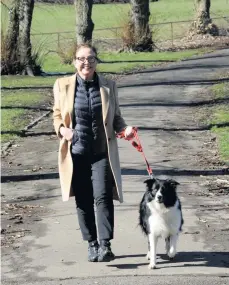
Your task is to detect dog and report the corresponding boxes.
[139,177,183,269]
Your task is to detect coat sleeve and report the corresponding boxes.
[53,79,64,139]
[113,81,127,133]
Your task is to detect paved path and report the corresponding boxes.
[1,49,229,285]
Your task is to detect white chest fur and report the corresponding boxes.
[147,200,181,238]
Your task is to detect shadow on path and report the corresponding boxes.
[107,251,229,270]
[1,106,52,111]
[2,121,229,137]
[119,78,229,89]
[2,78,229,91]
[120,97,229,107]
[1,168,228,183]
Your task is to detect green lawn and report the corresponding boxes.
[209,82,229,164]
[1,76,59,88]
[31,1,228,33]
[211,82,229,99]
[210,106,229,125]
[212,127,229,164]
[1,90,51,143]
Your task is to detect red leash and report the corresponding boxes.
[117,128,153,178]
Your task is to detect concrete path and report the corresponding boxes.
[1,49,229,285]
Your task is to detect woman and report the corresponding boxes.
[53,43,135,262]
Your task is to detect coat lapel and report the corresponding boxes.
[67,74,77,123]
[99,75,110,121]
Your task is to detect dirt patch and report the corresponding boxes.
[200,177,229,195]
[193,86,229,196]
[160,35,229,51]
[95,34,229,52]
[1,196,48,251]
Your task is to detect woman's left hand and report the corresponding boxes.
[124,126,136,140]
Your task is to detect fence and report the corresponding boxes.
[31,16,229,52]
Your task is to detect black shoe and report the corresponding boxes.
[88,241,99,262]
[98,240,115,262]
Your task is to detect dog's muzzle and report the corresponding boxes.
[156,195,163,203]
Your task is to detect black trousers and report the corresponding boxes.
[71,153,114,242]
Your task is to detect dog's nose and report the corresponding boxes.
[157,195,163,202]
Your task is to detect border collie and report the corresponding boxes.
[139,178,183,269]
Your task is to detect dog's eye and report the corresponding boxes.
[154,184,160,191]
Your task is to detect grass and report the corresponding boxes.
[1,76,59,88]
[211,127,229,163]
[1,90,49,106]
[210,106,229,125]
[209,82,229,163]
[1,90,51,143]
[1,109,29,143]
[30,1,228,33]
[211,82,229,99]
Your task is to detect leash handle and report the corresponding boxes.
[117,128,153,177]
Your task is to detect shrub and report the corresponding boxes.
[57,40,78,64]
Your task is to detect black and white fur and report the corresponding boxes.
[139,178,183,269]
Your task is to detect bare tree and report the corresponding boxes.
[1,0,40,75]
[192,0,219,35]
[130,0,153,51]
[18,0,35,75]
[75,0,94,44]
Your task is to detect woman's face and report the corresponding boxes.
[74,47,97,80]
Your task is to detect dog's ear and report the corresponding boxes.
[144,178,156,190]
[167,179,180,188]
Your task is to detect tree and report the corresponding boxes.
[192,0,218,35]
[75,0,94,44]
[18,0,36,75]
[1,0,41,75]
[130,0,153,51]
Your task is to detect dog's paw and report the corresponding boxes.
[148,263,157,269]
[167,249,176,259]
[146,251,150,260]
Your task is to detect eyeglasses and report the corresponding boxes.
[76,56,97,63]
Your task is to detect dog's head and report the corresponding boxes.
[144,177,179,208]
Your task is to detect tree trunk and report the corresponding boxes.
[18,0,34,76]
[1,0,40,75]
[130,0,153,51]
[75,0,94,44]
[18,0,35,76]
[4,1,20,74]
[192,0,218,35]
[197,0,210,19]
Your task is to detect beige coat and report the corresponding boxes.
[53,74,127,203]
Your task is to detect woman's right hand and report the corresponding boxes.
[60,127,73,141]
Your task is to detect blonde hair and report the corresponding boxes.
[74,43,98,59]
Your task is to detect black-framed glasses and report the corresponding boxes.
[76,56,97,63]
